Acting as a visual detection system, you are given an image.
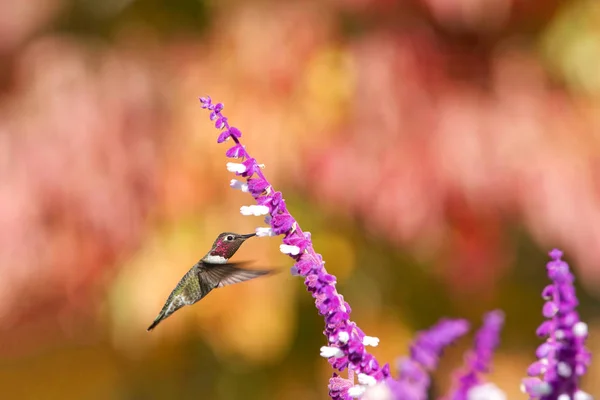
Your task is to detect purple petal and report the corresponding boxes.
[543,301,559,318]
[549,248,563,260]
[248,178,269,195]
[215,116,228,129]
[536,320,553,337]
[225,144,245,158]
[217,129,231,143]
[228,126,241,138]
[199,96,211,108]
[242,158,258,177]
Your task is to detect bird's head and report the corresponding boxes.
[203,232,256,263]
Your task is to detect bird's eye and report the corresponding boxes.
[226,235,234,241]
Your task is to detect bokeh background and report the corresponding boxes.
[1,0,600,399]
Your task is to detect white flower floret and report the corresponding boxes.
[348,385,366,398]
[255,227,275,237]
[557,362,572,378]
[338,331,350,344]
[362,336,379,347]
[467,383,506,400]
[574,390,593,400]
[280,244,300,255]
[357,373,377,386]
[363,383,393,400]
[573,322,588,337]
[320,346,344,358]
[240,205,270,216]
[520,380,551,396]
[226,162,247,174]
[230,179,249,192]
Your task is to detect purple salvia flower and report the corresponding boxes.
[448,310,505,400]
[376,318,470,400]
[217,127,241,143]
[521,249,592,400]
[199,96,390,399]
[247,177,269,196]
[226,144,245,158]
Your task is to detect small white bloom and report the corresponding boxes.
[338,332,350,344]
[363,383,393,400]
[320,346,344,358]
[573,322,588,337]
[557,362,573,378]
[357,374,377,386]
[230,179,249,192]
[362,336,379,347]
[348,385,366,398]
[226,162,246,174]
[467,383,507,400]
[574,390,593,400]
[280,244,300,255]
[520,381,551,396]
[255,227,275,237]
[240,205,270,216]
[557,394,570,400]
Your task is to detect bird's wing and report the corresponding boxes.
[199,262,272,288]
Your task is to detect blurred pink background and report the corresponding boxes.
[0,0,599,398]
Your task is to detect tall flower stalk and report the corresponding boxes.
[200,96,390,398]
[448,310,505,400]
[384,318,470,400]
[521,249,592,400]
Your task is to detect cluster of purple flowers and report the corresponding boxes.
[521,250,592,400]
[199,96,592,400]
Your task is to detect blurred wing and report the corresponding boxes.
[200,262,272,288]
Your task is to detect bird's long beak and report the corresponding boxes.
[240,233,257,240]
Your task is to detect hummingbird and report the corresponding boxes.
[147,232,270,331]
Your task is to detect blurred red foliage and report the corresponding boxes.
[305,28,600,291]
[0,36,166,346]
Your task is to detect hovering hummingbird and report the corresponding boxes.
[147,232,270,331]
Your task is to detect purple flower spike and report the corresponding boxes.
[200,96,390,398]
[409,319,470,371]
[382,318,470,400]
[448,310,505,400]
[521,249,592,400]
